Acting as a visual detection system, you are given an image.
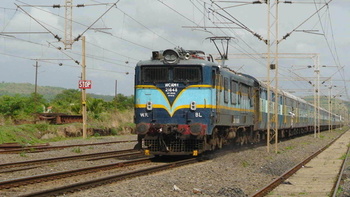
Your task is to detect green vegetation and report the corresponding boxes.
[285,146,294,150]
[19,151,27,157]
[241,160,250,167]
[72,147,82,154]
[339,153,347,160]
[0,124,50,144]
[336,186,344,195]
[0,82,115,101]
[0,83,135,144]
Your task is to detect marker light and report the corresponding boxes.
[190,101,196,111]
[146,101,153,111]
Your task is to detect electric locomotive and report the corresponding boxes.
[134,47,343,156]
[134,47,260,156]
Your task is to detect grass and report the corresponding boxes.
[339,153,347,160]
[19,151,27,157]
[242,160,250,167]
[72,147,82,153]
[0,110,135,145]
[0,124,47,145]
[285,146,294,150]
[337,186,344,195]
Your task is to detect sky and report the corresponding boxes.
[0,0,349,99]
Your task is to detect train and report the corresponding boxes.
[134,47,343,156]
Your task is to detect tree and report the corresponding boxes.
[112,94,134,111]
[51,89,82,114]
[0,93,46,119]
[87,98,108,119]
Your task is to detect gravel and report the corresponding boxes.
[0,129,348,197]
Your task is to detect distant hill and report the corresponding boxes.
[0,82,115,101]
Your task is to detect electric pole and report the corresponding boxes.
[64,0,73,49]
[266,0,279,153]
[81,36,87,139]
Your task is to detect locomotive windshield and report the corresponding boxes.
[141,67,168,82]
[141,66,202,83]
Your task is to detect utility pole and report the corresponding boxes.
[313,55,320,138]
[34,60,39,113]
[81,36,87,139]
[266,0,279,153]
[34,61,39,99]
[115,80,118,98]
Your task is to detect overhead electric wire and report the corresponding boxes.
[209,2,264,41]
[114,6,178,46]
[312,0,349,101]
[6,1,145,64]
[74,1,120,41]
[189,0,267,67]
[16,0,153,50]
[1,32,135,72]
[1,6,18,32]
[313,0,340,67]
[3,1,348,100]
[278,0,334,43]
[0,50,132,75]
[192,0,303,89]
[14,3,62,41]
[192,1,310,94]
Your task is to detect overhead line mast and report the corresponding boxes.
[64,0,73,49]
[205,0,334,152]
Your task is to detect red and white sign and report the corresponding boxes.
[79,80,92,89]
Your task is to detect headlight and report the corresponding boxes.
[163,49,179,64]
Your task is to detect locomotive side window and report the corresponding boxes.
[141,67,168,82]
[231,80,237,104]
[173,67,201,82]
[224,77,229,103]
[212,70,216,88]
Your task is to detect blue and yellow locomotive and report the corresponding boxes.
[134,47,342,156]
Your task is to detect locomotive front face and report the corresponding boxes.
[134,50,214,155]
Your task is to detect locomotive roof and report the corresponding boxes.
[136,58,217,67]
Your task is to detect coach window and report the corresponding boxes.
[231,80,237,105]
[238,83,242,104]
[224,77,229,103]
[248,87,253,107]
[242,85,249,107]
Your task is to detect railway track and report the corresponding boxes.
[0,149,141,172]
[0,139,137,154]
[21,158,198,197]
[251,130,350,197]
[333,141,350,197]
[0,157,153,190]
[0,156,199,197]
